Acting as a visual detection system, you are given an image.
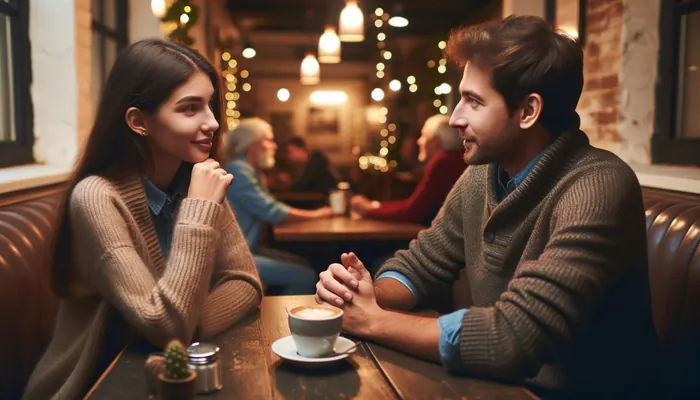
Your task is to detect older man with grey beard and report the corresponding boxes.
[224,118,332,295]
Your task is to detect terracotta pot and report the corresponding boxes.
[158,371,197,400]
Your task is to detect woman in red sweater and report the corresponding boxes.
[351,115,466,226]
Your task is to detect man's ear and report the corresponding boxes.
[125,107,148,137]
[519,93,542,130]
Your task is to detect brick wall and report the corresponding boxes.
[579,0,660,164]
[578,0,623,153]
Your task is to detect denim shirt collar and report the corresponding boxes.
[141,174,187,216]
[496,149,547,201]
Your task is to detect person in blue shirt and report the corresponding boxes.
[224,118,333,295]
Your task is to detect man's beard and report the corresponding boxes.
[257,153,276,170]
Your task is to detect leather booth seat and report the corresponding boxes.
[643,188,700,395]
[0,191,62,399]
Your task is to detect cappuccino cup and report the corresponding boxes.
[287,305,343,358]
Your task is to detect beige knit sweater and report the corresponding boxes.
[23,170,263,400]
[380,129,659,395]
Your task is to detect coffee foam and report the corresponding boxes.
[291,306,340,319]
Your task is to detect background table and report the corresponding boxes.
[273,216,424,242]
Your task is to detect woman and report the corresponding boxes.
[23,39,263,400]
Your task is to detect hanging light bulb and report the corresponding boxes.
[318,26,341,63]
[242,41,256,59]
[151,0,167,19]
[300,53,320,85]
[339,1,364,42]
[388,4,409,28]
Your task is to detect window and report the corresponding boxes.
[653,0,700,166]
[0,0,33,168]
[91,0,128,107]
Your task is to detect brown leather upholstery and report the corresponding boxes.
[0,191,62,399]
[643,188,700,395]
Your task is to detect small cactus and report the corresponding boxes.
[164,339,191,380]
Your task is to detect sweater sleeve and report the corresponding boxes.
[376,168,471,301]
[70,178,223,347]
[197,203,263,339]
[226,161,290,225]
[364,153,460,223]
[457,166,645,382]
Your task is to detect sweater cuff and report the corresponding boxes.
[177,198,222,227]
[458,308,494,369]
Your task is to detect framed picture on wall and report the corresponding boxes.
[307,106,340,136]
[546,0,587,45]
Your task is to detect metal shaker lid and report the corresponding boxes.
[187,342,219,364]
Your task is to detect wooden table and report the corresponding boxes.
[86,296,538,399]
[273,216,424,242]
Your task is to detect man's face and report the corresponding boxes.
[449,62,522,166]
[416,128,441,163]
[248,130,277,170]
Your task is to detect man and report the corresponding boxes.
[282,136,339,194]
[315,16,658,397]
[351,115,466,226]
[225,118,332,295]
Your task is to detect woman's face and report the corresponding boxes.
[144,70,220,165]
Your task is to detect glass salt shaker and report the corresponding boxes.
[187,342,223,394]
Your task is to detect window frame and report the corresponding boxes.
[653,0,700,166]
[545,0,588,46]
[0,0,34,168]
[91,0,129,88]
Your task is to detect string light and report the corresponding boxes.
[221,50,240,130]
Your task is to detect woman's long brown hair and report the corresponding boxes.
[51,39,224,296]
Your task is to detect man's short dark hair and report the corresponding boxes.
[445,15,584,134]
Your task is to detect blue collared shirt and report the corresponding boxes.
[142,175,187,259]
[376,150,547,370]
[224,155,291,253]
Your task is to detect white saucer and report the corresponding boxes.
[271,336,357,365]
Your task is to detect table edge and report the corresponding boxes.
[364,342,541,400]
[83,345,128,400]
